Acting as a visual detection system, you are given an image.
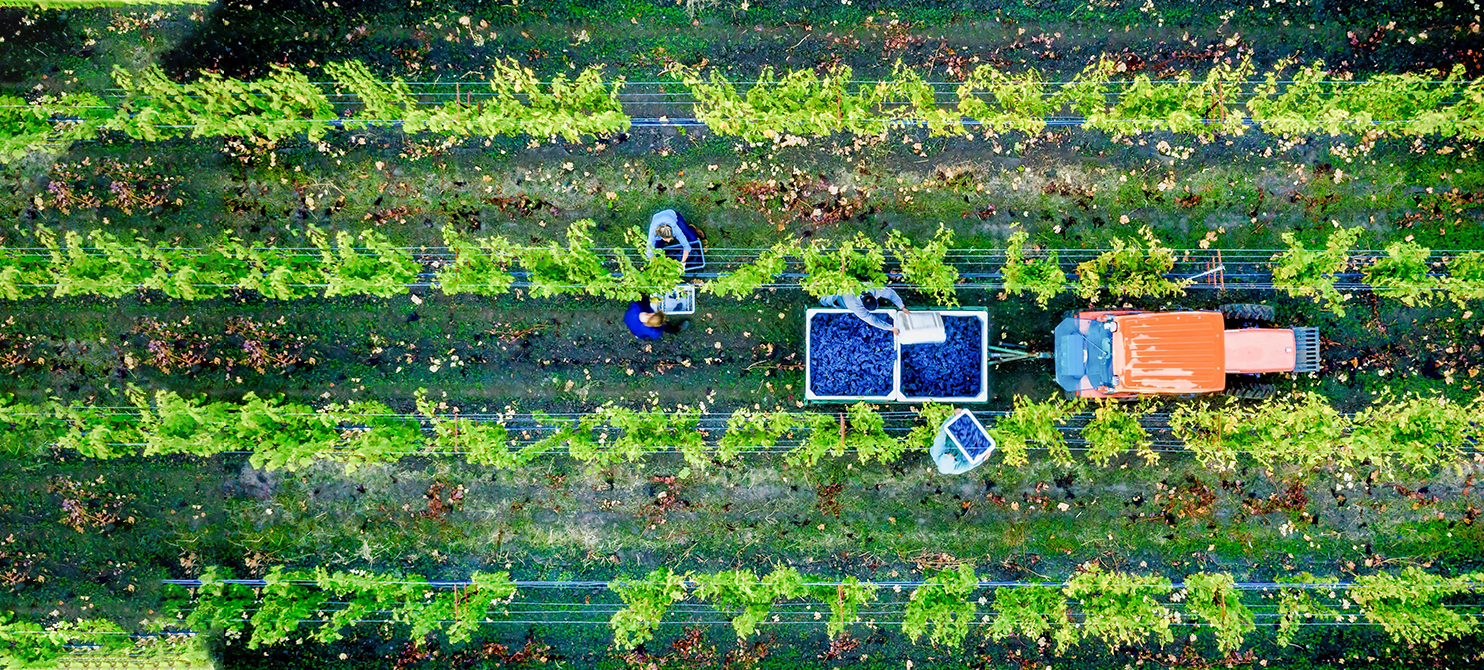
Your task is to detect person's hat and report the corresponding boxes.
[861,294,880,311]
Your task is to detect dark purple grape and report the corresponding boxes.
[900,316,983,399]
[946,413,993,459]
[808,312,895,397]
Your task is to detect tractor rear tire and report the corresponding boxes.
[1219,303,1276,328]
[1223,380,1276,400]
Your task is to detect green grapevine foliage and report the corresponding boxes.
[1064,567,1174,649]
[0,91,107,162]
[1445,251,1484,304]
[886,226,959,306]
[1082,401,1154,466]
[312,226,419,298]
[0,226,1476,309]
[327,59,627,141]
[449,572,521,644]
[810,576,879,638]
[0,613,132,665]
[1273,573,1338,647]
[1182,572,1254,653]
[436,225,517,296]
[615,226,686,301]
[886,63,963,137]
[515,219,613,298]
[682,65,891,141]
[610,568,689,649]
[903,402,955,452]
[8,59,1484,162]
[408,59,628,141]
[1099,58,1256,137]
[41,228,155,298]
[0,245,50,300]
[7,388,1481,479]
[988,585,1076,651]
[0,94,61,162]
[21,565,1484,660]
[1351,567,1476,647]
[1364,241,1438,307]
[785,404,901,467]
[798,234,888,299]
[329,401,422,473]
[693,567,805,640]
[0,220,682,302]
[1271,226,1363,315]
[1250,60,1477,137]
[957,66,1054,136]
[843,402,906,463]
[416,390,537,469]
[238,393,343,472]
[1074,227,1188,300]
[247,567,327,648]
[108,65,333,143]
[173,566,514,649]
[787,412,854,468]
[147,236,250,300]
[229,239,325,300]
[324,60,415,129]
[999,230,1066,306]
[716,409,799,463]
[181,566,255,635]
[701,240,797,298]
[988,395,1075,466]
[1347,394,1482,475]
[1053,58,1118,126]
[902,564,979,647]
[1170,393,1351,473]
[138,390,241,458]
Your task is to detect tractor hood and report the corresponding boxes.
[1113,312,1226,394]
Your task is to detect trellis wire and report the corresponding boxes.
[0,244,1458,293]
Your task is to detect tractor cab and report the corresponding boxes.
[1054,315,1117,396]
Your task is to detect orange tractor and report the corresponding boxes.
[1053,305,1320,399]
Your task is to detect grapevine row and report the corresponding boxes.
[4,57,1484,161]
[1,223,1480,310]
[3,388,1479,478]
[3,563,1462,665]
[0,617,204,669]
[0,220,682,302]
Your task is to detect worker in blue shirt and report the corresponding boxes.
[820,288,907,334]
[624,294,691,340]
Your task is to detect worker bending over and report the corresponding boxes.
[648,209,706,267]
[820,288,908,334]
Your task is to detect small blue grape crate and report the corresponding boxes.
[944,411,994,462]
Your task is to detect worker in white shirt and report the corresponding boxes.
[820,288,908,334]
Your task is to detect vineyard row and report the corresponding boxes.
[3,562,1475,665]
[3,388,1478,477]
[1,224,1480,313]
[4,56,1484,161]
